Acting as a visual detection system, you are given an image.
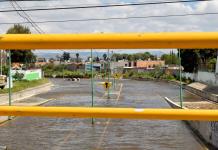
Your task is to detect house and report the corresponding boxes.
[66,62,85,71]
[135,60,165,69]
[85,62,101,72]
[35,57,48,67]
[110,60,165,73]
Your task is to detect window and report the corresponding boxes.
[129,62,131,67]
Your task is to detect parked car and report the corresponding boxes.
[0,75,7,89]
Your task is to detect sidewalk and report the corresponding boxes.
[0,82,54,125]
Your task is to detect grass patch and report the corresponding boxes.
[0,78,49,94]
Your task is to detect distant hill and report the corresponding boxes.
[34,50,166,59]
[34,51,106,59]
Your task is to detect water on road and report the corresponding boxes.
[0,79,205,150]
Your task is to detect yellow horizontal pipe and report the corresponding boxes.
[0,106,218,121]
[1,32,218,49]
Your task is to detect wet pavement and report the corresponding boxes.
[0,79,206,150]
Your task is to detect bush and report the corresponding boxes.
[160,74,175,80]
[13,71,24,81]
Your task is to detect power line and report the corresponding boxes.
[13,0,44,33]
[7,0,65,53]
[0,0,213,13]
[0,0,212,9]
[0,11,217,25]
[9,0,43,33]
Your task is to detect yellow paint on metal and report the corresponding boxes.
[0,106,217,121]
[1,32,218,49]
[103,82,111,89]
[112,73,122,79]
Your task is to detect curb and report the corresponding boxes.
[0,82,53,105]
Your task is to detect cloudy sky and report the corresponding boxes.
[0,0,217,53]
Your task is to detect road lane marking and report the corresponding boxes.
[96,83,123,149]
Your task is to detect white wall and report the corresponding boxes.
[11,69,42,80]
[215,51,218,74]
[183,71,218,85]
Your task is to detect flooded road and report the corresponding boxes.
[0,79,205,150]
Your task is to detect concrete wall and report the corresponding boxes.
[187,121,218,148]
[136,60,165,68]
[11,69,42,81]
[110,61,128,69]
[183,71,218,85]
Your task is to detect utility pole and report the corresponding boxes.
[215,50,218,74]
[215,50,218,85]
[107,49,110,99]
[91,49,94,124]
[0,50,2,75]
[178,49,183,108]
[8,50,12,120]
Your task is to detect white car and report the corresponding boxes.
[0,75,7,89]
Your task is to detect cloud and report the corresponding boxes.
[0,0,217,53]
[0,0,217,33]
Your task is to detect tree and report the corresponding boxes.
[127,55,134,61]
[103,54,107,61]
[62,52,70,62]
[111,52,156,62]
[13,71,24,81]
[76,53,79,63]
[180,49,217,73]
[180,49,199,73]
[6,24,36,63]
[142,52,151,60]
[161,51,179,65]
[93,56,100,62]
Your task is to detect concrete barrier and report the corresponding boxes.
[0,82,53,105]
[165,97,218,149]
[185,85,218,102]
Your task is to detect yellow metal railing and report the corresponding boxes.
[0,106,217,121]
[0,32,218,121]
[1,32,218,49]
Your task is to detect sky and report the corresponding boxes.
[0,0,217,54]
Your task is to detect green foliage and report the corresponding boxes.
[6,24,36,63]
[180,49,217,73]
[13,71,24,81]
[207,58,217,72]
[7,24,31,34]
[111,52,156,62]
[160,74,175,80]
[2,66,8,76]
[180,49,199,73]
[42,64,93,78]
[103,54,107,61]
[124,68,184,81]
[124,70,194,84]
[161,51,179,65]
[0,78,49,94]
[62,52,70,61]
